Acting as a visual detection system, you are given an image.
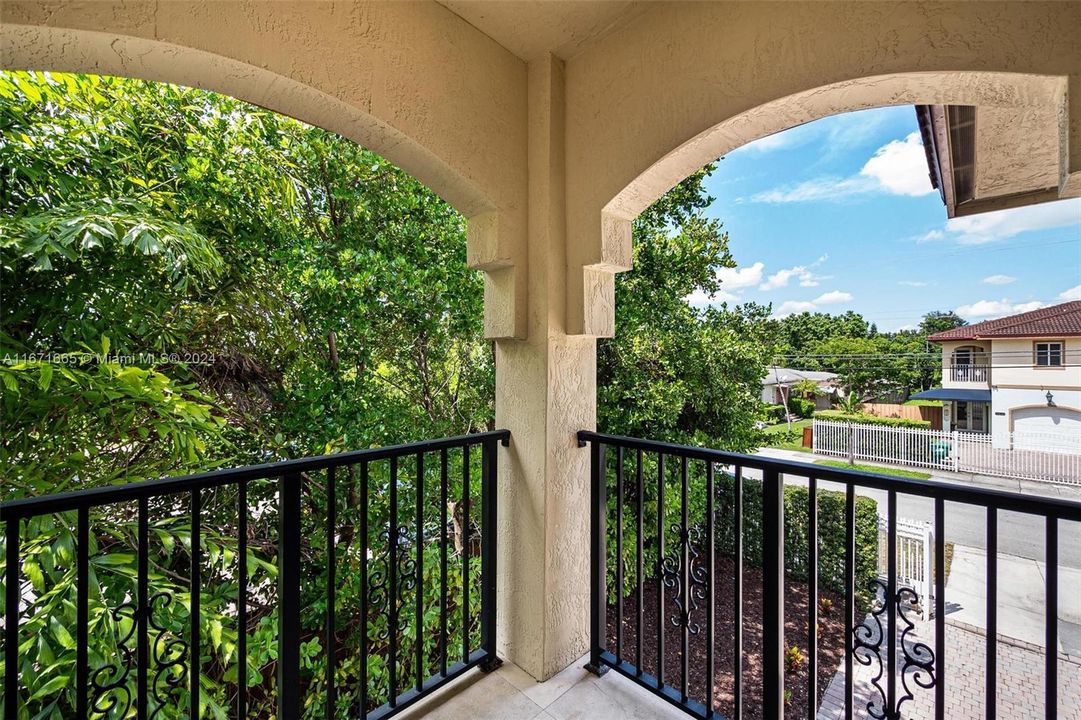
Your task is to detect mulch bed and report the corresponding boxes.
[605,554,848,720]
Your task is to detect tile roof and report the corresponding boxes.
[762,368,839,385]
[928,301,1081,341]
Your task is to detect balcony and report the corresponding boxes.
[947,364,990,385]
[4,431,1079,719]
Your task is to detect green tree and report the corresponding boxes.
[598,165,773,451]
[919,310,967,336]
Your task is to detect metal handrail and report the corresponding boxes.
[577,430,1081,520]
[579,430,1077,720]
[4,430,510,720]
[1,429,510,520]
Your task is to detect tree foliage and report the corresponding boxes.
[599,166,773,451]
[2,72,780,718]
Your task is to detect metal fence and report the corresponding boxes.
[813,420,1081,484]
[579,430,1081,720]
[2,430,508,720]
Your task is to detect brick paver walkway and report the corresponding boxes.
[817,617,1081,719]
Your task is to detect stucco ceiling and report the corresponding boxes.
[436,0,646,60]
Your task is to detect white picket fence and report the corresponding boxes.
[812,419,1081,485]
[877,515,933,621]
[812,420,953,471]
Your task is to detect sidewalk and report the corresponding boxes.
[756,445,1081,502]
[945,544,1081,658]
[817,545,1081,719]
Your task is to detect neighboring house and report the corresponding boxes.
[761,368,841,411]
[913,301,1081,446]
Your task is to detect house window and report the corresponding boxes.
[1034,341,1063,367]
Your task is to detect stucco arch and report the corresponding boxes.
[0,1,530,338]
[563,1,1081,337]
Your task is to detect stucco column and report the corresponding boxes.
[493,54,595,681]
[1062,75,1081,198]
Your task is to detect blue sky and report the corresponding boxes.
[690,105,1081,331]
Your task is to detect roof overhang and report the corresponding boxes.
[915,102,1068,219]
[910,388,992,403]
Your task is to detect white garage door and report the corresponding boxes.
[1011,407,1081,453]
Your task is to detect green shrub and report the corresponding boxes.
[763,404,787,422]
[789,397,816,418]
[604,456,879,600]
[813,410,930,429]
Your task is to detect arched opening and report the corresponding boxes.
[591,72,1079,718]
[1,70,497,718]
[1,18,528,338]
[950,345,990,384]
[569,70,1073,337]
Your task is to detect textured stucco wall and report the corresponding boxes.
[6,0,1080,685]
[990,337,1081,389]
[493,55,595,680]
[0,0,530,339]
[562,1,1081,336]
[975,105,1061,199]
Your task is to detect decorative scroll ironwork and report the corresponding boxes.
[851,579,937,720]
[660,525,708,635]
[367,524,419,642]
[852,579,889,719]
[396,524,418,599]
[896,586,936,719]
[90,601,137,717]
[148,592,189,720]
[368,527,392,642]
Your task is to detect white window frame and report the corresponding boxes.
[1034,340,1064,368]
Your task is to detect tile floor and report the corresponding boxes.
[394,655,691,720]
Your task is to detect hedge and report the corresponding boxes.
[604,455,879,601]
[789,397,816,418]
[763,404,787,422]
[813,410,931,429]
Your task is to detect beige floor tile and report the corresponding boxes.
[546,672,689,720]
[394,670,546,720]
[497,654,594,709]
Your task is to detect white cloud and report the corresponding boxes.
[814,290,854,305]
[752,132,932,203]
[858,132,935,197]
[1059,284,1081,301]
[751,176,874,203]
[758,255,829,291]
[775,300,818,316]
[774,290,854,317]
[982,274,1017,285]
[955,298,1045,319]
[898,280,929,287]
[943,198,1081,245]
[715,262,765,289]
[915,229,945,244]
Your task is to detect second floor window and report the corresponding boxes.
[1035,341,1064,367]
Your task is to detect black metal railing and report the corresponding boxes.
[2,430,509,720]
[579,430,1081,720]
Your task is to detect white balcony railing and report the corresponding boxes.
[948,363,989,383]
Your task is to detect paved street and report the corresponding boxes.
[757,447,1081,569]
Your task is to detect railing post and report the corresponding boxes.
[278,474,302,720]
[585,439,608,676]
[762,468,785,719]
[5,519,19,720]
[479,438,502,672]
